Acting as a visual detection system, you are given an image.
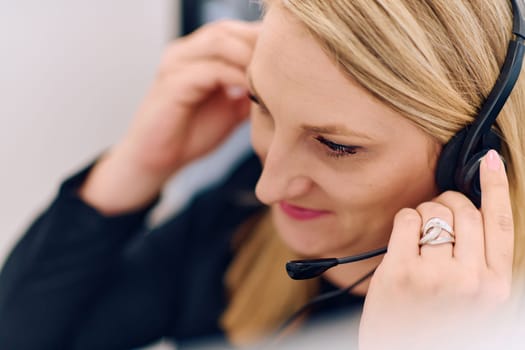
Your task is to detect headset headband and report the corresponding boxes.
[457,0,525,174]
[435,0,525,207]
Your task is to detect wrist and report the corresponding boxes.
[78,146,170,215]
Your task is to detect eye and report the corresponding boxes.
[248,93,270,115]
[315,136,359,158]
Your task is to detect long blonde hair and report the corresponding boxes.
[222,0,525,344]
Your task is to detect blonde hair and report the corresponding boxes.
[280,0,525,280]
[221,211,319,345]
[222,0,525,344]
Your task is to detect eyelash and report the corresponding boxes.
[315,136,359,158]
[249,93,359,158]
[248,93,270,114]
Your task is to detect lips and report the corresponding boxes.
[279,201,330,221]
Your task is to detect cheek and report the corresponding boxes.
[365,169,436,211]
[324,155,438,230]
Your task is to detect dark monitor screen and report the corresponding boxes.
[182,0,262,35]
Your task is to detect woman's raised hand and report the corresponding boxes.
[79,21,260,214]
[359,150,515,349]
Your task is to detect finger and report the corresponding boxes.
[186,31,256,68]
[231,96,252,122]
[168,21,260,69]
[386,208,421,262]
[434,191,484,265]
[480,150,514,280]
[164,35,255,73]
[416,201,454,259]
[213,20,262,45]
[162,61,249,107]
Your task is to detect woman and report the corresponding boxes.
[0,0,523,349]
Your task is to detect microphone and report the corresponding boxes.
[285,246,387,280]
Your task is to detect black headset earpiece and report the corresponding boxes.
[457,150,492,205]
[457,129,504,205]
[436,128,502,208]
[435,0,525,208]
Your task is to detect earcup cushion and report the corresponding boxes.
[457,150,486,207]
[435,128,468,193]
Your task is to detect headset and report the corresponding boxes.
[436,0,525,208]
[286,0,525,281]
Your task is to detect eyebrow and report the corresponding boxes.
[247,71,373,141]
[300,125,372,140]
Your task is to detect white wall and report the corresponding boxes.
[0,0,179,262]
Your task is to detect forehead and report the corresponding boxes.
[250,4,414,141]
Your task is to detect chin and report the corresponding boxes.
[271,206,341,258]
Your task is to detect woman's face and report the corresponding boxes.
[249,5,440,258]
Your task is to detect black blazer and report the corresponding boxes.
[0,152,363,350]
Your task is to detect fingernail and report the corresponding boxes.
[226,86,247,99]
[486,149,501,171]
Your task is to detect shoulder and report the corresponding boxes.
[145,151,264,265]
[153,152,265,339]
[164,151,262,233]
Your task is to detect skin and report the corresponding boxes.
[251,6,514,347]
[249,4,440,289]
[78,21,260,214]
[248,4,514,349]
[78,3,515,348]
[359,153,515,349]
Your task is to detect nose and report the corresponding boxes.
[255,141,313,205]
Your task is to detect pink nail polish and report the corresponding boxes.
[486,150,501,171]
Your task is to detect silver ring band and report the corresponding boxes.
[419,217,455,246]
[423,234,455,246]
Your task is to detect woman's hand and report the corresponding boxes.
[358,150,514,349]
[122,20,260,175]
[79,20,260,214]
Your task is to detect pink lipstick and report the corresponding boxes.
[279,201,330,221]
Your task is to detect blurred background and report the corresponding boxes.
[0,2,261,348]
[0,0,261,268]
